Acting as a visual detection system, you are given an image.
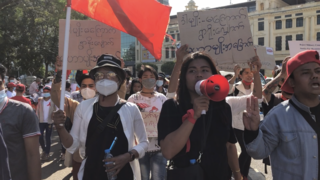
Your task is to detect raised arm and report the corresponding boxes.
[250,50,262,99]
[263,57,289,102]
[166,44,189,97]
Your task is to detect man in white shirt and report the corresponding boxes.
[36,85,56,160]
[29,78,41,95]
[6,83,16,98]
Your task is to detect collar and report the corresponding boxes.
[95,95,120,106]
[290,95,313,114]
[235,82,254,95]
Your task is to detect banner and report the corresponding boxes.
[141,46,156,63]
[141,112,160,137]
[178,7,255,67]
[59,20,121,70]
[289,41,320,57]
[217,46,276,71]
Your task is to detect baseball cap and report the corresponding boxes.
[281,50,320,94]
[16,84,25,91]
[7,83,16,88]
[43,85,51,91]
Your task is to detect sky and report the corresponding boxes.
[169,0,248,15]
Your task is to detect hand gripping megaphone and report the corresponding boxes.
[195,75,229,114]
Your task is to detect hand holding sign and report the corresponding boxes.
[176,44,189,63]
[248,49,262,74]
[55,56,63,71]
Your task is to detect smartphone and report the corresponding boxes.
[176,43,181,49]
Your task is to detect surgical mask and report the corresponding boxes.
[10,80,14,83]
[42,93,51,98]
[0,89,6,103]
[81,88,96,100]
[156,80,163,87]
[13,87,16,91]
[96,79,118,96]
[142,79,156,89]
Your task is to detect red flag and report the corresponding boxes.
[71,0,171,60]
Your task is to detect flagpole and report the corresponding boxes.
[59,0,72,126]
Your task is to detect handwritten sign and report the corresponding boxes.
[178,8,255,66]
[59,20,121,70]
[216,45,276,71]
[141,112,160,137]
[289,41,320,57]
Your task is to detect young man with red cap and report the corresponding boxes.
[243,50,320,180]
[6,82,16,98]
[11,84,31,106]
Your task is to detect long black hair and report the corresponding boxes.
[176,52,230,125]
[129,78,142,95]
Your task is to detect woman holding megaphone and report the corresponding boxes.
[158,46,243,180]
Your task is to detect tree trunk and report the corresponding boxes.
[44,62,49,80]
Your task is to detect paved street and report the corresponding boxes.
[42,130,272,180]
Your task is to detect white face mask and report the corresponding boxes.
[81,88,96,100]
[95,79,118,97]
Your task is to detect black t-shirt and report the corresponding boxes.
[83,104,133,180]
[310,103,320,128]
[262,94,284,116]
[158,99,237,180]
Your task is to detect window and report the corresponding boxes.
[165,47,169,58]
[276,36,282,51]
[137,50,139,60]
[296,34,303,41]
[177,33,180,41]
[258,22,264,31]
[317,10,320,13]
[317,32,320,41]
[171,47,175,58]
[276,20,282,29]
[258,18,264,21]
[171,34,175,40]
[165,36,169,42]
[285,35,292,50]
[296,17,303,27]
[274,16,281,19]
[286,19,292,28]
[260,3,264,10]
[248,5,256,12]
[295,13,303,16]
[285,14,292,18]
[258,37,264,46]
[318,15,320,25]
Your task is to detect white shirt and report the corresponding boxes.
[127,92,167,152]
[29,82,39,95]
[42,99,51,123]
[6,91,16,98]
[67,96,148,180]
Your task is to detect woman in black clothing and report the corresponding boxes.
[158,51,242,180]
[125,79,142,100]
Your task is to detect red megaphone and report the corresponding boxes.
[195,75,229,102]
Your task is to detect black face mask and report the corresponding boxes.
[126,77,130,81]
[278,85,282,89]
[163,85,168,89]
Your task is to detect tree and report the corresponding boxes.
[136,63,158,72]
[0,0,89,79]
[161,61,175,75]
[122,43,135,62]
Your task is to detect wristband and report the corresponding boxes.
[182,109,196,124]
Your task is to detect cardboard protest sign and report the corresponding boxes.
[141,112,160,137]
[217,46,276,71]
[177,7,255,66]
[59,20,121,70]
[289,41,320,57]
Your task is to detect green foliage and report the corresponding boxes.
[122,43,135,62]
[0,0,89,78]
[136,63,158,72]
[161,61,175,75]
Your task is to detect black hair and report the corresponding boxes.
[0,64,7,81]
[66,81,71,89]
[129,78,142,96]
[16,89,24,93]
[9,76,14,79]
[274,69,281,78]
[176,52,229,125]
[138,65,158,80]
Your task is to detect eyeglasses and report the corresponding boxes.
[94,71,117,81]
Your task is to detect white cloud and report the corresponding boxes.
[169,0,248,15]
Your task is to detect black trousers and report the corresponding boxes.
[234,128,251,177]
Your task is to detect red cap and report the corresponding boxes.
[16,84,25,91]
[281,50,320,93]
[7,83,17,88]
[43,85,51,91]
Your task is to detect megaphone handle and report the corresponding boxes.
[201,110,206,115]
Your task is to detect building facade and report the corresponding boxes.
[121,32,136,75]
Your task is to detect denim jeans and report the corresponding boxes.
[139,151,167,180]
[39,123,53,154]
